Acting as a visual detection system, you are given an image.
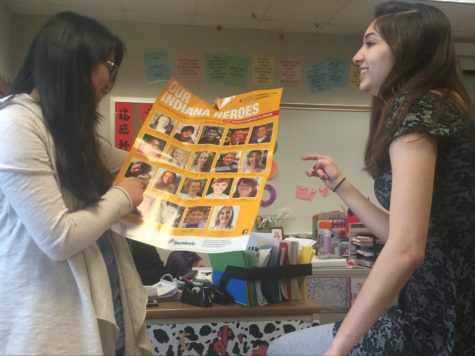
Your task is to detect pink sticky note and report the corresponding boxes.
[318,186,329,197]
[307,188,318,201]
[296,186,310,200]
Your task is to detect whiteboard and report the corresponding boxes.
[259,106,378,234]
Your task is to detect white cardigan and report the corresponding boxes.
[0,94,153,355]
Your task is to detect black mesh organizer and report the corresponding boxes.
[213,263,312,305]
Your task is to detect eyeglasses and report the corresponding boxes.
[106,59,118,78]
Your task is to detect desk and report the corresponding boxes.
[146,300,320,355]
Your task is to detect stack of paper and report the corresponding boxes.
[311,257,348,268]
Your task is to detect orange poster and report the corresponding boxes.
[111,79,282,252]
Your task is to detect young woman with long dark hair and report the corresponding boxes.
[0,12,152,355]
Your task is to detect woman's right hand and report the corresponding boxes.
[116,177,146,207]
[301,154,344,191]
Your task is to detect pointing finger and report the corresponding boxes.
[301,154,321,161]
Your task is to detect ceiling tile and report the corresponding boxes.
[5,0,50,16]
[125,10,193,26]
[454,15,475,31]
[192,14,224,29]
[47,0,122,10]
[122,0,199,13]
[420,0,475,25]
[5,0,48,14]
[207,16,260,31]
[264,0,348,23]
[318,23,364,37]
[197,0,272,18]
[330,0,374,26]
[3,0,475,41]
[258,19,317,34]
[49,5,124,21]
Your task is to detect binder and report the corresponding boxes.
[209,251,252,305]
[211,262,312,305]
[209,233,315,305]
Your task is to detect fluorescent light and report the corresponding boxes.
[429,0,475,4]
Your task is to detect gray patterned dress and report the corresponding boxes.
[335,94,475,355]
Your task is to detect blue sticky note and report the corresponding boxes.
[327,58,348,88]
[144,52,171,83]
[305,63,329,93]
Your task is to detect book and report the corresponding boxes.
[279,242,291,300]
[261,244,282,303]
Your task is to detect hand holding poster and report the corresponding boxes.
[111,79,282,252]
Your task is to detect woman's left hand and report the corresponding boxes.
[301,154,344,190]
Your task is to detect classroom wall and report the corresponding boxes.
[0,1,12,81]
[9,14,372,236]
[269,107,374,234]
[10,14,370,138]
[9,13,475,235]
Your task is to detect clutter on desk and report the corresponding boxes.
[179,273,214,307]
[192,266,213,283]
[209,232,314,306]
[145,270,215,307]
[312,210,349,257]
[254,207,293,233]
[311,256,349,269]
[352,235,384,268]
[144,277,181,303]
[310,208,386,269]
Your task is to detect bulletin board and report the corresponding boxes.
[260,104,379,234]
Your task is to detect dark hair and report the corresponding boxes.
[364,1,473,177]
[165,251,202,278]
[185,178,203,190]
[143,133,159,142]
[230,129,242,136]
[246,150,263,163]
[125,161,152,177]
[187,206,208,214]
[181,125,195,133]
[207,126,219,133]
[232,177,258,198]
[3,12,125,204]
[254,124,269,133]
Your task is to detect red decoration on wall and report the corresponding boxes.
[115,102,133,151]
[140,103,153,121]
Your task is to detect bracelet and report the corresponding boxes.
[332,177,346,192]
